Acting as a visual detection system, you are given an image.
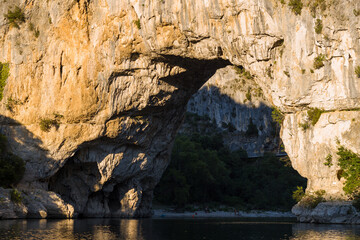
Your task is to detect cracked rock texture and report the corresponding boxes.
[0,0,360,220]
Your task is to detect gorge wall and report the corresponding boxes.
[0,0,360,221]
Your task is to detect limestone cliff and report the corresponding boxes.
[0,0,360,220]
[183,65,280,157]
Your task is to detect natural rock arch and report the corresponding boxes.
[0,0,360,219]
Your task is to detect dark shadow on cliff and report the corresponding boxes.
[155,55,231,92]
[0,114,47,187]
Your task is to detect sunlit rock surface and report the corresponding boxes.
[0,0,359,220]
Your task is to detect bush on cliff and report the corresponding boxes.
[4,6,25,29]
[288,0,303,15]
[0,62,10,101]
[0,134,25,188]
[337,145,360,196]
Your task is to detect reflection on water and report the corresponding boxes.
[1,218,360,240]
[291,223,360,240]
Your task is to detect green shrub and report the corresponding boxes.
[39,118,59,132]
[299,121,310,131]
[271,107,284,125]
[307,107,324,125]
[0,134,25,188]
[0,153,25,188]
[355,66,360,78]
[6,97,21,112]
[313,54,326,69]
[234,66,253,80]
[0,62,10,101]
[4,6,25,29]
[353,9,360,17]
[283,71,290,77]
[292,186,305,202]
[300,190,325,209]
[310,0,326,17]
[337,145,360,196]
[288,0,303,15]
[10,188,22,204]
[324,154,333,167]
[246,88,252,102]
[314,19,323,34]
[134,19,141,29]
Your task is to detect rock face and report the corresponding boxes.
[185,65,280,157]
[0,0,360,220]
[292,201,360,224]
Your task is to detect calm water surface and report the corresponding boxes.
[1,218,360,240]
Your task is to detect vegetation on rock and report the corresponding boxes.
[293,187,326,209]
[39,114,62,132]
[134,19,141,29]
[288,0,303,15]
[309,0,327,17]
[307,107,324,126]
[155,133,306,210]
[314,19,323,34]
[234,66,253,80]
[4,6,25,29]
[355,66,360,78]
[10,188,22,204]
[324,154,333,167]
[337,145,360,196]
[271,107,284,126]
[0,134,25,188]
[0,62,10,101]
[313,54,326,69]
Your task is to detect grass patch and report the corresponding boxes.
[4,6,25,29]
[0,62,10,101]
[313,54,326,69]
[288,0,303,15]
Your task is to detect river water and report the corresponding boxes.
[1,218,360,240]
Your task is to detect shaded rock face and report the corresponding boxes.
[0,0,359,219]
[292,201,360,224]
[185,65,280,157]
